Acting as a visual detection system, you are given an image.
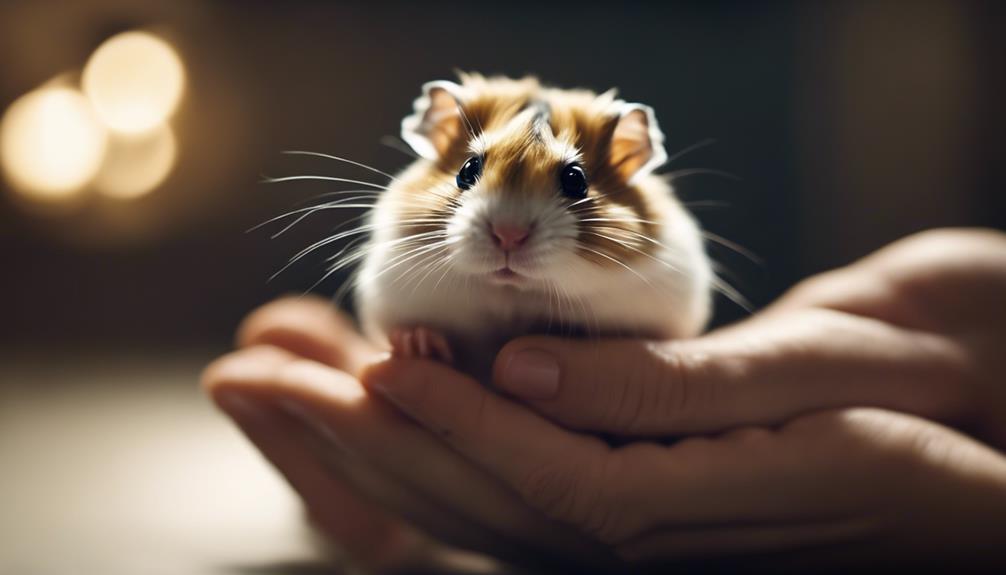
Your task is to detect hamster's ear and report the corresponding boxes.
[401,80,466,161]
[609,103,668,182]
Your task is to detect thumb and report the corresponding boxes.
[492,309,970,436]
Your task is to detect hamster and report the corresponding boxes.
[354,73,713,378]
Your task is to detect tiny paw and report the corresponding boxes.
[388,327,453,363]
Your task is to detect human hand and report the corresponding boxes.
[352,227,1006,569]
[488,228,1006,446]
[204,228,1006,570]
[202,297,614,573]
[362,357,1006,570]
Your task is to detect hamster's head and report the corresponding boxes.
[385,74,706,311]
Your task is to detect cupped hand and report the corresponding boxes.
[202,297,614,573]
[203,228,1006,571]
[490,228,1006,446]
[352,228,1006,569]
[362,358,1006,570]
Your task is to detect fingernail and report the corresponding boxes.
[500,349,560,399]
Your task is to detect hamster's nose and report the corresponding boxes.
[491,222,530,251]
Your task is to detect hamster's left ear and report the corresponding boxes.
[401,80,467,161]
[609,103,668,183]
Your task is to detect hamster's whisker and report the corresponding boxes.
[267,197,381,238]
[600,225,755,311]
[591,225,646,242]
[322,234,372,271]
[281,150,399,181]
[389,245,448,290]
[682,200,732,210]
[456,103,481,139]
[456,105,475,138]
[398,249,453,296]
[567,194,597,209]
[295,188,383,202]
[574,242,655,290]
[711,275,754,313]
[379,135,422,159]
[598,227,677,254]
[409,251,453,294]
[317,236,377,301]
[270,225,382,281]
[364,240,452,285]
[327,231,448,268]
[664,168,741,182]
[701,231,763,265]
[285,223,446,278]
[580,230,643,250]
[553,260,599,338]
[291,190,383,208]
[430,255,457,294]
[577,217,661,226]
[542,279,555,334]
[247,196,378,233]
[262,175,389,191]
[325,211,373,238]
[557,283,575,336]
[324,238,444,293]
[660,137,717,168]
[586,230,685,277]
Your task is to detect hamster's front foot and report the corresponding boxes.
[389,327,454,363]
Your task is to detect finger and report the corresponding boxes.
[202,348,417,567]
[768,228,1006,331]
[359,359,634,542]
[492,307,970,436]
[204,348,536,566]
[205,346,602,567]
[237,296,381,376]
[616,518,875,564]
[359,359,903,547]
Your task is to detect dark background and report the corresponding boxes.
[0,0,1003,350]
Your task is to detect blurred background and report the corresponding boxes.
[0,1,1002,573]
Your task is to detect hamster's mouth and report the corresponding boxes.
[489,267,525,285]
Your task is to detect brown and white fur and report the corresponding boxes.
[355,74,713,377]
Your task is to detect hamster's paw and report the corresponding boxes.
[389,327,453,363]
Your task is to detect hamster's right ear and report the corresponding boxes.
[401,80,467,161]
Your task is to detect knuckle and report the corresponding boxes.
[517,462,583,522]
[631,342,708,433]
[517,453,637,547]
[463,387,493,440]
[581,457,636,546]
[516,457,604,528]
[605,343,681,434]
[605,359,645,431]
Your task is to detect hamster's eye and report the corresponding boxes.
[559,163,588,199]
[456,156,483,190]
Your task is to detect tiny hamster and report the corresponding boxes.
[354,73,713,377]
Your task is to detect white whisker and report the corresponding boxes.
[282,150,398,181]
[262,175,389,190]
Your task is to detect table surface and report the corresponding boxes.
[0,351,337,575]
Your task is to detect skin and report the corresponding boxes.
[202,228,1006,572]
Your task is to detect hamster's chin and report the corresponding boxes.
[487,267,527,287]
[475,266,552,292]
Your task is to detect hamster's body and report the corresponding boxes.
[354,74,712,377]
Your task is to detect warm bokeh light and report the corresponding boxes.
[82,31,185,134]
[0,87,107,199]
[95,124,177,199]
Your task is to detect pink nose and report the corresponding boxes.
[491,222,530,251]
